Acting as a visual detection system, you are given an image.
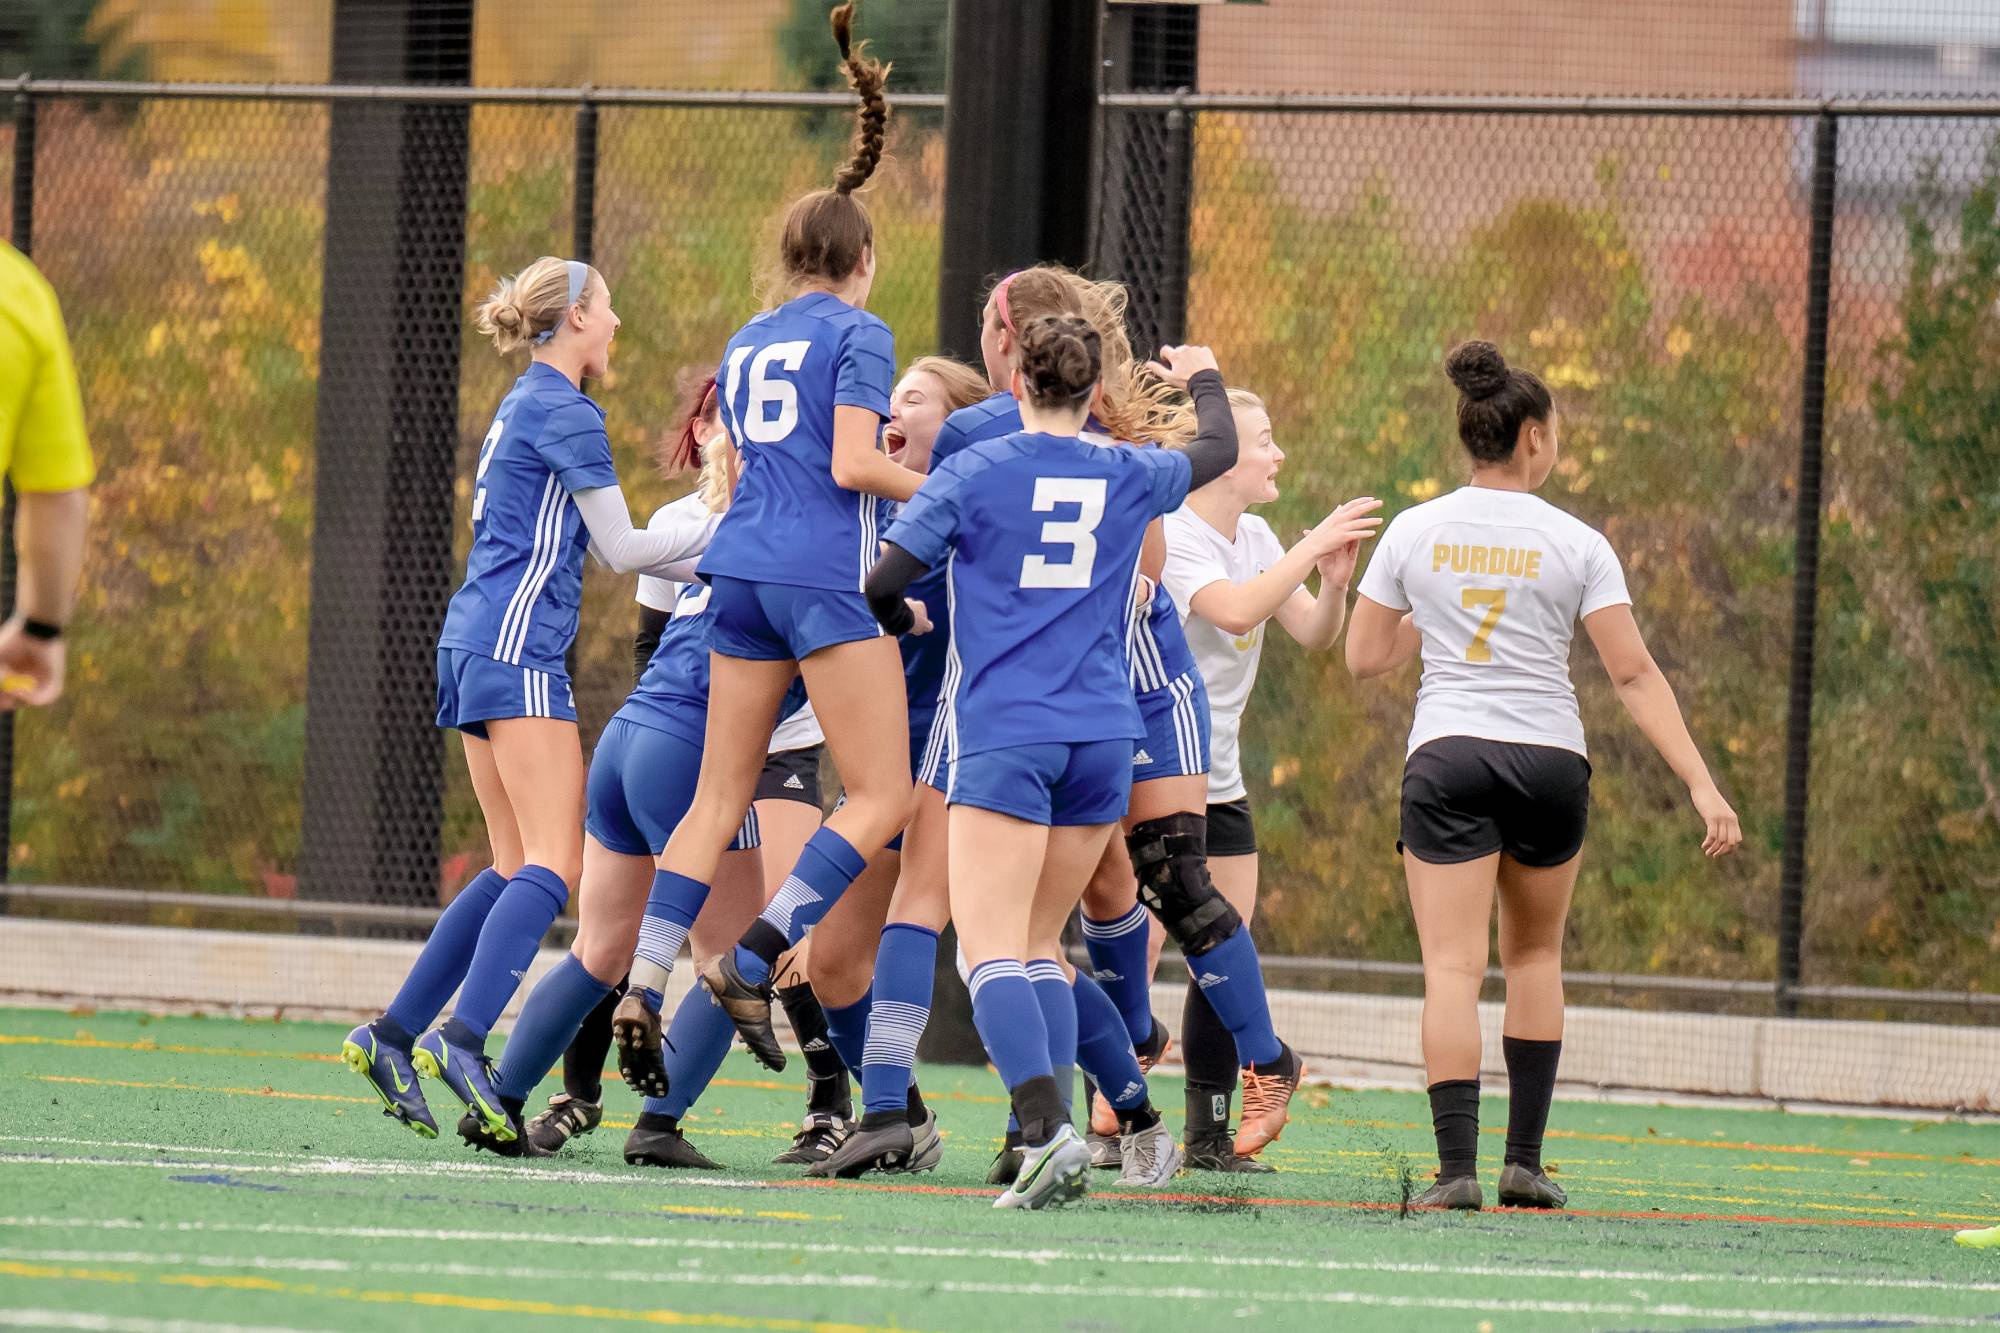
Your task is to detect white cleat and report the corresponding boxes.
[993,1124,1091,1211]
[1114,1119,1184,1188]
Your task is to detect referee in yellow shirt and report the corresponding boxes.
[0,241,95,709]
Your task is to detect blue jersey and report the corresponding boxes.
[934,393,1197,695]
[439,363,618,671]
[615,581,808,750]
[891,392,1020,723]
[885,431,1193,756]
[700,292,896,593]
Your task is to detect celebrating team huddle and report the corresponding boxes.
[339,4,1740,1213]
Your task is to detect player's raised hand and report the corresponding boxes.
[1143,344,1221,389]
[1307,497,1384,586]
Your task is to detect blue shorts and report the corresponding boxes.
[1133,670,1210,784]
[435,647,575,738]
[949,739,1134,827]
[587,717,758,856]
[707,574,882,663]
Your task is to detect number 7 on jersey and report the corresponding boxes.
[1462,587,1506,663]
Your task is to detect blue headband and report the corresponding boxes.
[532,260,589,345]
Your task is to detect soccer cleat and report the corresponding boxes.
[698,953,787,1071]
[611,989,668,1099]
[889,1108,943,1175]
[1412,1173,1483,1210]
[624,1112,723,1169]
[340,1021,438,1139]
[410,1026,511,1141]
[1184,1132,1277,1174]
[1497,1161,1567,1209]
[1115,1120,1184,1188]
[807,1115,910,1178]
[993,1124,1092,1211]
[774,1111,851,1166]
[1956,1224,2000,1248]
[1235,1042,1304,1157]
[987,1142,1027,1186]
[524,1094,602,1155]
[1086,1130,1122,1170]
[457,1109,551,1158]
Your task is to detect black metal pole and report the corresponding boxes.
[1,92,37,886]
[1097,3,1197,353]
[1777,112,1837,1018]
[572,99,597,267]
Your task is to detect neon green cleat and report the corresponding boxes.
[1955,1224,2000,1249]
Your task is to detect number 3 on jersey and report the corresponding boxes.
[1462,587,1507,663]
[471,417,504,527]
[724,340,812,444]
[1019,477,1107,589]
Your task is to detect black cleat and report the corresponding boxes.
[698,953,786,1071]
[986,1141,1026,1186]
[624,1112,723,1170]
[611,990,668,1099]
[1184,1132,1278,1174]
[1497,1162,1566,1209]
[1412,1173,1483,1210]
[773,1111,851,1166]
[524,1094,602,1155]
[457,1109,551,1158]
[808,1115,912,1179]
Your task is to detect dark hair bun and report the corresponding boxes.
[1445,340,1509,401]
[1016,314,1101,408]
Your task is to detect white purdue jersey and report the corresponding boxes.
[1356,485,1630,758]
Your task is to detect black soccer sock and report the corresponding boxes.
[739,919,791,976]
[561,974,625,1105]
[1502,1036,1562,1171]
[905,1081,928,1128]
[1182,975,1238,1142]
[1010,1075,1070,1149]
[1428,1078,1481,1181]
[775,983,852,1119]
[1118,1101,1162,1135]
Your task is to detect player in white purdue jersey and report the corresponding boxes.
[1346,340,1741,1212]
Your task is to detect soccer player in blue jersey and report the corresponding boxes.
[340,256,718,1142]
[862,315,1244,1209]
[610,4,927,1092]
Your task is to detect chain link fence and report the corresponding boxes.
[5,73,1997,1085]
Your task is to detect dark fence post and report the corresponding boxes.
[572,97,598,268]
[2,88,37,885]
[934,0,1100,364]
[298,1,473,911]
[1777,112,1838,1017]
[1097,2,1197,353]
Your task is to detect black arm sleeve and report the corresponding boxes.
[633,605,671,682]
[1180,369,1239,492]
[864,544,930,635]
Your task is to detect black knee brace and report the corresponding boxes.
[1125,812,1242,957]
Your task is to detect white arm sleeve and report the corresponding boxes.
[574,485,714,578]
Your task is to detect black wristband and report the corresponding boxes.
[21,619,62,642]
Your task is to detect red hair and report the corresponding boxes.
[661,371,720,478]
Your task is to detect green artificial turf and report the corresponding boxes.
[1,1006,1996,1332]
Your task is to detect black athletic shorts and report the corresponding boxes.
[756,744,825,807]
[1207,796,1257,858]
[1399,736,1590,868]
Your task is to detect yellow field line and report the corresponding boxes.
[0,1259,926,1332]
[0,1032,343,1064]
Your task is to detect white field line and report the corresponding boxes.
[0,1245,1989,1325]
[0,1313,339,1333]
[0,1151,770,1192]
[2,1214,1998,1299]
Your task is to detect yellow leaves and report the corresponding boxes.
[1401,477,1443,501]
[56,776,89,800]
[1725,736,1748,756]
[1666,325,1694,361]
[193,193,241,225]
[1270,756,1302,788]
[244,465,276,506]
[198,239,254,286]
[144,323,168,358]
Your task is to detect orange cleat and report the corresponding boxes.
[1234,1043,1303,1158]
